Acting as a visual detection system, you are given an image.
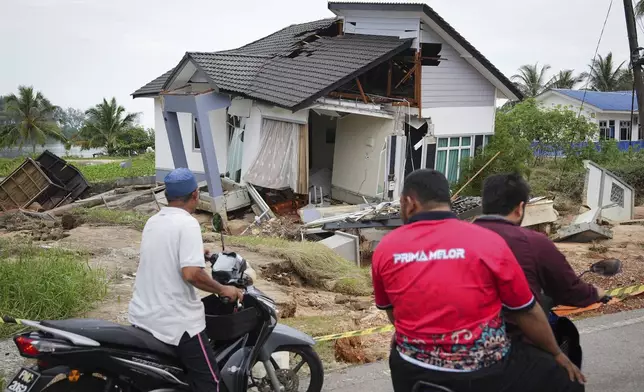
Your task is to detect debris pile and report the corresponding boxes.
[0,151,90,213]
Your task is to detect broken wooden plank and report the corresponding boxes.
[355,78,369,104]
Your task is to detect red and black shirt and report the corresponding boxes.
[372,211,535,372]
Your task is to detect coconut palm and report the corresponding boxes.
[78,97,139,155]
[547,70,587,89]
[2,86,63,152]
[587,52,633,91]
[512,63,552,97]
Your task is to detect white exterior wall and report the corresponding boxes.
[332,115,393,199]
[422,106,495,137]
[420,29,496,109]
[153,97,228,176]
[341,10,420,46]
[536,93,639,141]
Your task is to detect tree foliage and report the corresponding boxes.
[547,69,586,89]
[587,52,633,91]
[78,97,139,154]
[54,107,87,140]
[512,63,552,97]
[455,99,598,195]
[110,127,155,156]
[1,86,64,152]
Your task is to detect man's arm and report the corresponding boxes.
[178,219,243,301]
[488,240,585,384]
[182,267,243,301]
[504,303,584,383]
[535,235,602,308]
[372,246,394,321]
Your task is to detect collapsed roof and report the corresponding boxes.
[132,19,413,111]
[133,4,521,110]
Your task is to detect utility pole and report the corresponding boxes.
[623,0,644,140]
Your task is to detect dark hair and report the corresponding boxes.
[481,173,531,215]
[402,169,451,206]
[165,191,195,203]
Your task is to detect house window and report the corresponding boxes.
[620,121,632,141]
[435,136,472,183]
[193,119,200,150]
[599,120,615,140]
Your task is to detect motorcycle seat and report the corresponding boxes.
[41,319,177,359]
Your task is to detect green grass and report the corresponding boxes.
[0,154,155,182]
[0,239,108,338]
[0,157,25,177]
[76,154,155,183]
[73,208,152,231]
[218,234,373,296]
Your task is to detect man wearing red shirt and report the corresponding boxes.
[372,169,584,392]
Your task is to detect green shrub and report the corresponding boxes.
[78,153,155,183]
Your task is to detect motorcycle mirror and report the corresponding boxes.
[589,258,622,277]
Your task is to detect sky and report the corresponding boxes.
[1,0,641,129]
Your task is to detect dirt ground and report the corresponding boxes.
[2,206,644,372]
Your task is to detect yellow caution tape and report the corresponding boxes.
[313,283,644,342]
[314,325,395,342]
[606,284,644,297]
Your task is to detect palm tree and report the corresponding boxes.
[2,86,63,153]
[587,52,633,91]
[79,98,139,155]
[547,70,587,89]
[512,63,552,97]
[637,1,644,18]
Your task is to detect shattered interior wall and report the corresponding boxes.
[332,115,394,204]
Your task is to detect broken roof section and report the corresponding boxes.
[132,18,412,110]
[328,2,523,101]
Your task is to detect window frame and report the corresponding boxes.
[434,135,475,183]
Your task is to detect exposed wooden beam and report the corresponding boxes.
[355,78,369,104]
[394,67,415,90]
[329,91,390,103]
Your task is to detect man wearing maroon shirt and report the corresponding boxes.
[474,173,604,310]
[372,169,584,392]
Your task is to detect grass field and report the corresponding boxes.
[0,239,108,338]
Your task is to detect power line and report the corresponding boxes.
[578,0,615,117]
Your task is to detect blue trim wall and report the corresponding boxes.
[532,140,644,157]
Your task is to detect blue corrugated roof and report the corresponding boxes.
[552,89,637,112]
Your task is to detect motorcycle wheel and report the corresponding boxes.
[253,345,324,392]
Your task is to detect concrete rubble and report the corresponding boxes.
[554,160,635,243]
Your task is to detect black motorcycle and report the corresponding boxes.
[4,235,324,392]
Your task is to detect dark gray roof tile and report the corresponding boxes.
[131,20,412,110]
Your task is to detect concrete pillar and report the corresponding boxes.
[163,111,188,169]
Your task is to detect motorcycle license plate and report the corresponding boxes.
[4,368,41,392]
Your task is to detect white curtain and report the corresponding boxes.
[243,118,300,190]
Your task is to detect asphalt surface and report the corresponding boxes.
[323,309,644,392]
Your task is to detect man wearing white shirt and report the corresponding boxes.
[129,167,243,392]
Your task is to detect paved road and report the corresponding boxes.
[323,309,644,392]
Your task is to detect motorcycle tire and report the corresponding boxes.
[268,345,324,392]
[40,375,107,392]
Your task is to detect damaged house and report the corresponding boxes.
[132,2,521,213]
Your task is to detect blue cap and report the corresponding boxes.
[164,168,198,198]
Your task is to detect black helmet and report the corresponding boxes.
[211,252,247,285]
